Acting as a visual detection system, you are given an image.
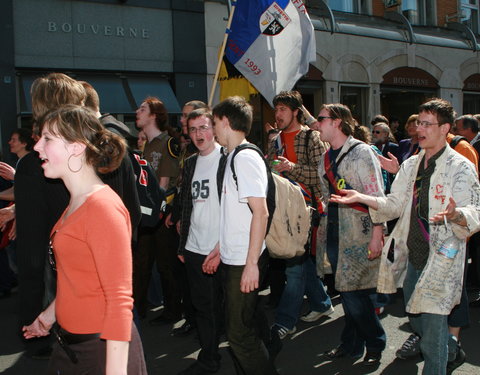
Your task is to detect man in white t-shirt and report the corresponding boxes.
[212,96,278,375]
[177,108,223,375]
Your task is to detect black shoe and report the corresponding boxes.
[447,346,466,375]
[149,313,180,326]
[363,351,381,366]
[177,362,218,375]
[266,329,283,361]
[27,346,53,360]
[171,322,196,337]
[324,346,347,359]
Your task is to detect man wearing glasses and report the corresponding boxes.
[177,108,223,375]
[330,98,480,374]
[313,103,386,366]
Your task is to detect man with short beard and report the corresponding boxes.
[267,91,333,341]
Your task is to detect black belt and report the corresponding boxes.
[53,325,101,363]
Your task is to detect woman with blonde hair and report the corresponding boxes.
[398,114,419,164]
[23,105,146,375]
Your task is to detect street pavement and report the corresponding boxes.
[1,288,479,374]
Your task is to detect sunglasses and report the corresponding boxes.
[373,130,383,134]
[317,116,333,122]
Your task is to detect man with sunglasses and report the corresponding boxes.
[330,98,480,375]
[266,91,333,342]
[313,103,386,366]
[372,122,399,193]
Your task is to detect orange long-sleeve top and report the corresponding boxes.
[51,186,133,341]
[447,133,479,174]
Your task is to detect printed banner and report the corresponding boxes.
[225,0,316,105]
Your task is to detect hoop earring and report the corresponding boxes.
[67,154,82,173]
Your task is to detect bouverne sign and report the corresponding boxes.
[47,22,150,39]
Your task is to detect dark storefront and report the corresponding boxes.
[0,0,208,162]
[463,74,480,115]
[381,67,439,128]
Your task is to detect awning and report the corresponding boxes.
[76,75,133,114]
[128,77,181,114]
[18,73,181,115]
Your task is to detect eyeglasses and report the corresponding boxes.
[188,124,212,134]
[372,130,382,134]
[415,120,442,128]
[317,116,333,122]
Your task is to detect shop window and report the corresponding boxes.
[327,0,369,14]
[401,0,436,25]
[461,0,479,34]
[340,85,368,126]
[463,93,480,114]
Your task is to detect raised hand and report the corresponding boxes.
[377,152,400,174]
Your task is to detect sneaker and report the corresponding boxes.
[300,306,335,322]
[375,307,385,315]
[271,324,296,340]
[395,333,421,359]
[363,351,382,366]
[171,321,196,337]
[447,345,466,375]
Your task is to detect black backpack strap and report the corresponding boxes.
[229,143,275,232]
[450,136,469,149]
[230,143,267,188]
[216,147,229,203]
[335,141,362,168]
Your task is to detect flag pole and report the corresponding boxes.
[208,1,237,107]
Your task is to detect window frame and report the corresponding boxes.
[460,0,479,34]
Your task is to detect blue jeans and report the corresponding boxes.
[275,254,332,330]
[340,289,386,356]
[326,210,385,356]
[403,263,449,375]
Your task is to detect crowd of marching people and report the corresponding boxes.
[1,73,480,375]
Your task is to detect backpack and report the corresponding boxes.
[230,143,311,259]
[130,152,165,228]
[101,115,165,228]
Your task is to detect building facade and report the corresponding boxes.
[0,0,208,161]
[206,0,480,138]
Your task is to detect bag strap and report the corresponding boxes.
[230,143,267,188]
[229,143,274,233]
[450,135,468,149]
[216,148,228,203]
[324,142,368,213]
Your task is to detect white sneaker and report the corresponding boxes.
[300,306,335,322]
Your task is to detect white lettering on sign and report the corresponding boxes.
[47,22,150,39]
[392,77,429,86]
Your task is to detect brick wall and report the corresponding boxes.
[437,0,459,26]
[372,0,388,17]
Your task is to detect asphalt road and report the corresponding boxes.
[1,288,479,374]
